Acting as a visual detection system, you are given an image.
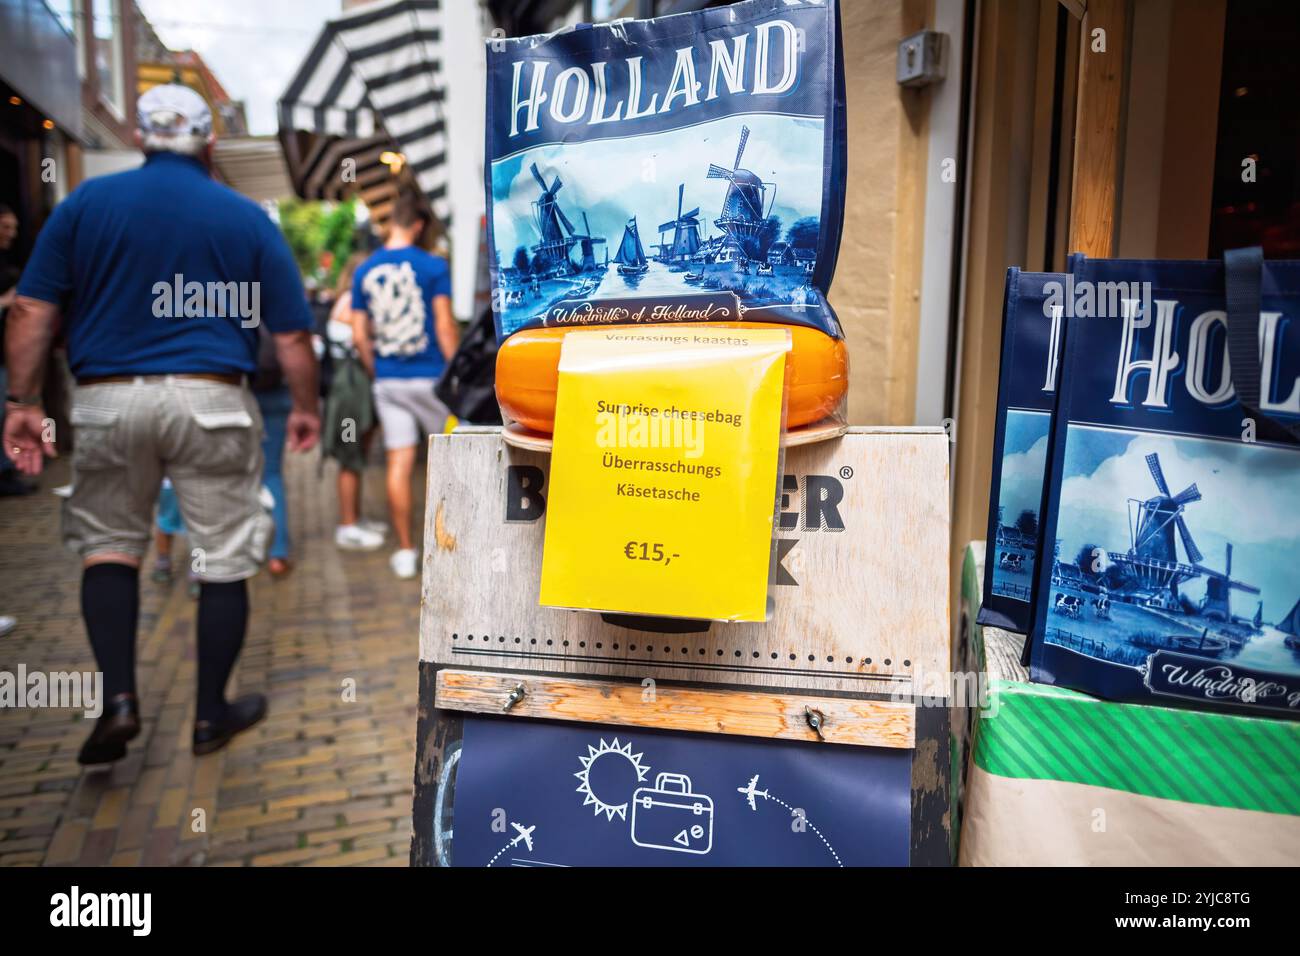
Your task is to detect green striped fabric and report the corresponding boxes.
[972,679,1300,816]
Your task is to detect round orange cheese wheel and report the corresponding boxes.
[495,322,848,434]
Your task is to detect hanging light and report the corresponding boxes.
[380,150,406,174]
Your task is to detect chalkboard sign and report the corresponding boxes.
[440,716,909,867]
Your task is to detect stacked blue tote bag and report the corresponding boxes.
[983,248,1300,720]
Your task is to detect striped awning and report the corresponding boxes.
[211,136,297,204]
[278,0,449,221]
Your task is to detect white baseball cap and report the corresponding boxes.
[137,84,213,138]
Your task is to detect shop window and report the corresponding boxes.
[92,0,125,115]
[48,0,86,79]
[1208,0,1300,258]
[50,0,76,35]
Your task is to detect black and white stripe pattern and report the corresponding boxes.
[278,0,450,221]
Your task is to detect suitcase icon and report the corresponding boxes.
[630,772,714,855]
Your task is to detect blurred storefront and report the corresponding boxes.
[0,0,83,256]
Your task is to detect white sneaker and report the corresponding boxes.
[390,548,419,580]
[335,524,385,551]
[358,519,388,537]
[0,615,15,637]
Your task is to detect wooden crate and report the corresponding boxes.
[419,426,950,696]
[412,427,953,866]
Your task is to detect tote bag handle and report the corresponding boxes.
[1224,245,1300,441]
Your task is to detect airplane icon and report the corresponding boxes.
[509,822,536,852]
[736,775,769,811]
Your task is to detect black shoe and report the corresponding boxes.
[77,694,140,765]
[192,693,267,756]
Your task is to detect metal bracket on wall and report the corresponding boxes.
[897,30,946,88]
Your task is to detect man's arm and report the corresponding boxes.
[273,329,320,452]
[351,308,375,377]
[433,294,459,361]
[3,296,61,475]
[5,296,58,398]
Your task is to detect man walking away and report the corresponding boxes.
[351,192,458,579]
[3,85,320,764]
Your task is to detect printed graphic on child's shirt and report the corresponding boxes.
[362,261,430,358]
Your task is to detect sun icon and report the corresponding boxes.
[574,738,650,821]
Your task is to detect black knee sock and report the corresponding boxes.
[81,564,140,701]
[196,580,250,724]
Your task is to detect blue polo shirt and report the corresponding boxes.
[352,245,451,379]
[17,152,311,377]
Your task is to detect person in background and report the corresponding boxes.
[0,204,31,498]
[151,478,201,598]
[327,252,386,551]
[0,204,18,302]
[0,204,21,632]
[351,193,458,578]
[252,327,294,576]
[3,85,320,764]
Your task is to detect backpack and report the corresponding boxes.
[436,309,502,425]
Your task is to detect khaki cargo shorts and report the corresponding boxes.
[64,377,272,582]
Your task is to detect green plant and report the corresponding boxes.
[276,197,358,286]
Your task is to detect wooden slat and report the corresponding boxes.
[435,669,916,749]
[1068,0,1130,257]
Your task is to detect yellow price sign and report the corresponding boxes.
[539,326,790,622]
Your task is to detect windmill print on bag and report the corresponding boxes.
[656,184,702,270]
[488,111,836,335]
[699,124,817,303]
[1045,446,1288,670]
[492,162,609,322]
[528,163,605,282]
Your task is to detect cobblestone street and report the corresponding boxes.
[0,451,423,866]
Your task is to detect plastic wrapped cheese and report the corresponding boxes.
[496,322,848,434]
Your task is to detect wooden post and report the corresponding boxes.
[1068,0,1130,257]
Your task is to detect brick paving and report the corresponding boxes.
[0,450,423,866]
